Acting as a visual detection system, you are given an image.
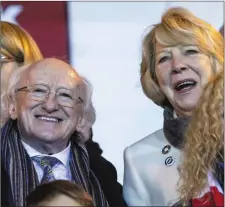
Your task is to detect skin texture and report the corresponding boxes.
[38,194,83,206]
[9,58,83,154]
[155,43,213,117]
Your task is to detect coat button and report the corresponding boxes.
[165,156,175,166]
[162,145,171,154]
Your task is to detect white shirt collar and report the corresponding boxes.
[173,110,178,119]
[21,141,71,167]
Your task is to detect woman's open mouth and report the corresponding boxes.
[173,79,197,94]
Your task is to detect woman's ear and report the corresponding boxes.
[8,96,18,120]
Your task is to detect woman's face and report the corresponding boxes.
[1,61,19,95]
[155,42,213,117]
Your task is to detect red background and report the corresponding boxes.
[1,1,69,61]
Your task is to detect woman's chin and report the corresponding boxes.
[173,100,198,117]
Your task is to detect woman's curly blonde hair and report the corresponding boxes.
[178,71,224,205]
[140,7,224,108]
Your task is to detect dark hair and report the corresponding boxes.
[85,128,103,155]
[26,180,93,206]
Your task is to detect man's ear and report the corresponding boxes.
[8,97,18,120]
[76,117,85,131]
[76,117,91,141]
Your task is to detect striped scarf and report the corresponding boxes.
[1,119,108,206]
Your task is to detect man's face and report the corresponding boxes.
[11,59,83,151]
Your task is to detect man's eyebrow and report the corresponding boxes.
[28,83,75,91]
[28,82,48,86]
[57,85,80,91]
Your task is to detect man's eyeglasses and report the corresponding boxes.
[15,84,83,108]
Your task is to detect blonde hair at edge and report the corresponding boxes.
[1,21,43,126]
[178,71,224,205]
[1,21,43,64]
[140,7,224,108]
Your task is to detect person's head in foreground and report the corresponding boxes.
[1,58,96,153]
[178,71,224,206]
[26,180,93,206]
[1,21,43,96]
[140,7,223,117]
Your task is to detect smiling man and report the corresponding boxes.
[1,58,108,206]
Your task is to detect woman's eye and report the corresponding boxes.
[185,49,198,55]
[158,56,170,64]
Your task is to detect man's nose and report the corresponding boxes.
[41,93,59,112]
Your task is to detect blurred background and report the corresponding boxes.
[1,1,223,184]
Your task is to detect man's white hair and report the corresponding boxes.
[1,64,30,125]
[77,76,96,131]
[1,64,96,136]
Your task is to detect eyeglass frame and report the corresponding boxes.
[15,85,84,108]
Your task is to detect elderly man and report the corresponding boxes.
[1,58,108,206]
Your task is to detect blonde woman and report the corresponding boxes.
[1,21,43,95]
[178,71,224,206]
[123,7,223,206]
